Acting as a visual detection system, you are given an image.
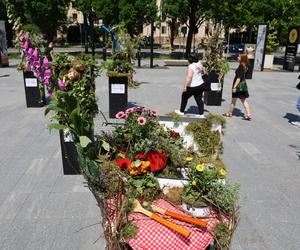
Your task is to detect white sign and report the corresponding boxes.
[254,24,268,71]
[111,84,125,94]
[63,129,74,142]
[210,82,221,91]
[25,78,38,87]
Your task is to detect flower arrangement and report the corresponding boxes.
[45,53,98,140]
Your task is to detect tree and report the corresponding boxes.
[23,0,70,42]
[118,0,157,36]
[161,0,182,50]
[93,0,120,26]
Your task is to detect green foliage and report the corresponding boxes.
[121,223,138,239]
[204,34,230,82]
[102,52,133,75]
[266,19,279,54]
[45,54,98,141]
[186,120,224,157]
[205,113,226,130]
[213,223,231,249]
[207,181,240,214]
[128,173,161,201]
[23,0,70,41]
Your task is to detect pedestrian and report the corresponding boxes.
[175,54,206,118]
[223,54,252,120]
[44,42,54,61]
[291,96,300,127]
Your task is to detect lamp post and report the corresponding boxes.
[150,21,154,68]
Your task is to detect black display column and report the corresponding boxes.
[108,76,128,118]
[204,71,222,106]
[23,71,45,107]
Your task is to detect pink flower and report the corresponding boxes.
[125,107,135,114]
[44,69,51,77]
[43,57,50,69]
[115,111,126,119]
[44,77,51,86]
[27,48,33,57]
[48,88,53,96]
[58,79,65,90]
[33,59,41,69]
[137,117,146,125]
[149,109,158,116]
[23,34,30,40]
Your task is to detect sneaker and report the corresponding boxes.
[174,110,184,116]
[291,121,300,127]
[195,114,205,119]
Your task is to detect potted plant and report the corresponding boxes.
[45,54,98,175]
[203,34,230,106]
[16,31,47,107]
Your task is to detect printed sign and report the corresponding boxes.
[25,78,38,87]
[111,84,125,94]
[210,82,222,91]
[283,26,300,71]
[254,24,268,71]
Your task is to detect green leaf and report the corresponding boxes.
[79,136,92,148]
[47,123,66,131]
[101,140,110,151]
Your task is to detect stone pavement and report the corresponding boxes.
[0,59,300,250]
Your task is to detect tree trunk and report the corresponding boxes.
[83,13,89,53]
[185,5,196,58]
[169,19,177,50]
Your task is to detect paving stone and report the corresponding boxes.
[1,59,300,249]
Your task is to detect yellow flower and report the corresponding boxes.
[192,180,197,186]
[219,169,227,176]
[141,161,150,168]
[196,164,205,172]
[186,157,193,161]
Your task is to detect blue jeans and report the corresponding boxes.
[297,96,300,112]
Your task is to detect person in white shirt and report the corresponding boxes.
[175,54,205,118]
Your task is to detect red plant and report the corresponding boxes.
[146,151,168,172]
[116,158,132,170]
[170,130,180,139]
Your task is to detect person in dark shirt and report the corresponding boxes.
[44,42,54,61]
[223,54,252,120]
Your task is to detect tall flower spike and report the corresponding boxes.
[58,79,65,91]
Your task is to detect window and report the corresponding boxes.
[161,26,166,34]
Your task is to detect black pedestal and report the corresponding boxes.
[204,72,222,106]
[59,130,80,175]
[246,58,254,79]
[108,76,128,118]
[23,71,45,107]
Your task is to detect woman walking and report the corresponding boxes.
[175,54,206,118]
[223,54,252,120]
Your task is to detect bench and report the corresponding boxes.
[164,59,189,66]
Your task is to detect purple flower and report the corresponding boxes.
[115,111,126,119]
[58,79,65,90]
[33,59,41,69]
[24,41,29,51]
[32,48,39,61]
[137,117,146,125]
[44,77,51,86]
[48,88,53,96]
[27,48,33,57]
[25,61,31,72]
[43,57,50,69]
[44,69,51,77]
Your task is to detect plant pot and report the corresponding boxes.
[59,129,80,175]
[23,71,46,107]
[108,75,128,118]
[182,202,210,217]
[156,177,189,194]
[0,55,9,67]
[211,122,222,134]
[263,54,274,70]
[204,71,223,106]
[158,116,198,150]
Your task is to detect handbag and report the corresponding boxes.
[236,79,248,92]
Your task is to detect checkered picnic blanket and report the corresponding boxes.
[126,199,218,250]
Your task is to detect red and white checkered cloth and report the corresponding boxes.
[127,199,219,250]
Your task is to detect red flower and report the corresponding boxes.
[116,147,127,155]
[116,158,132,170]
[135,153,146,159]
[170,130,180,139]
[146,151,168,172]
